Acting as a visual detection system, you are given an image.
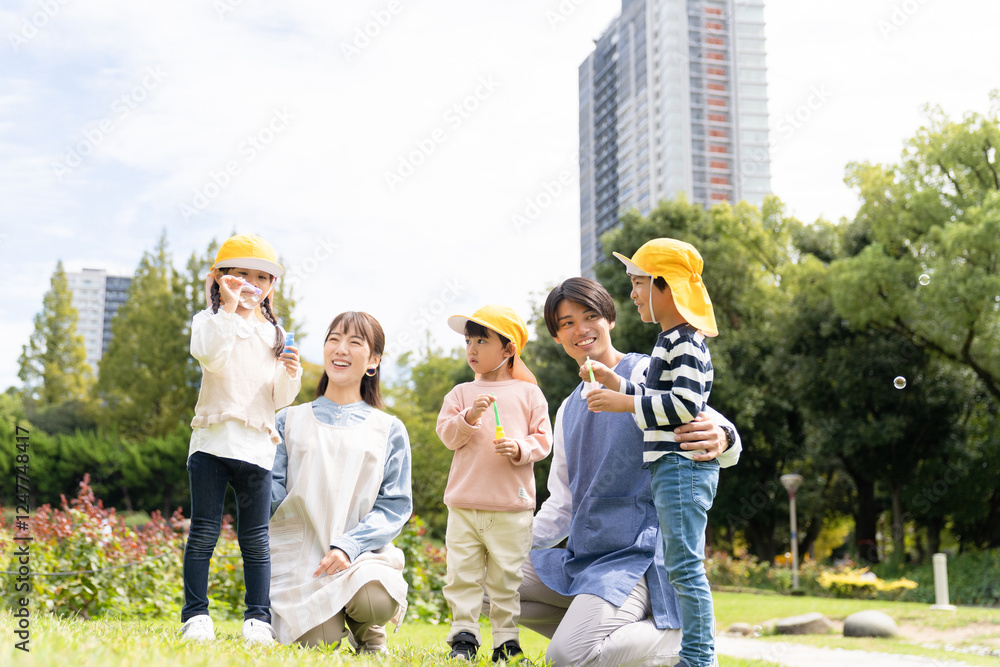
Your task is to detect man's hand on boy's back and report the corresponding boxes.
[586,388,634,414]
[465,393,496,425]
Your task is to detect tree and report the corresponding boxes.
[18,260,93,405]
[832,95,1000,401]
[97,232,196,440]
[594,197,820,559]
[385,342,470,538]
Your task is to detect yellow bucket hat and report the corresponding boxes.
[212,234,284,277]
[447,305,538,384]
[613,238,719,337]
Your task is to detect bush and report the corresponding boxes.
[705,550,920,601]
[1,477,459,623]
[1,476,250,620]
[816,568,917,601]
[874,550,1000,607]
[397,515,448,623]
[0,474,180,618]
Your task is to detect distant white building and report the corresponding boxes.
[65,268,132,375]
[579,0,772,277]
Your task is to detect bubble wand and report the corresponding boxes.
[492,393,505,441]
[581,356,598,399]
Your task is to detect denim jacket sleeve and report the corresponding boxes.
[269,408,289,516]
[330,418,413,561]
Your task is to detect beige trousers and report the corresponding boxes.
[444,507,533,648]
[294,580,398,649]
[515,554,687,667]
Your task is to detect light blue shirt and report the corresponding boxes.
[270,396,413,562]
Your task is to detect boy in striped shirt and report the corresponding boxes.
[583,238,720,667]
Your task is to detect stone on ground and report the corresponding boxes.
[775,612,834,635]
[843,610,899,638]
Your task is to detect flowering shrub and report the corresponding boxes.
[397,515,449,623]
[1,476,250,619]
[705,550,919,601]
[1,477,456,622]
[817,568,917,601]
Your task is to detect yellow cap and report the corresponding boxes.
[212,234,284,277]
[613,238,718,337]
[447,305,537,384]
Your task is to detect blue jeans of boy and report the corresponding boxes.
[649,454,719,667]
[182,452,273,623]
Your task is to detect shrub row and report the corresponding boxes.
[0,477,450,623]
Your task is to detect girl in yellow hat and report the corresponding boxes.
[584,238,720,667]
[181,234,301,645]
[435,305,552,662]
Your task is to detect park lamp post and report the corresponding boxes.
[781,473,804,591]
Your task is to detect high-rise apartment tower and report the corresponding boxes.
[579,0,771,277]
[66,268,132,374]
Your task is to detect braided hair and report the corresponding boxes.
[209,269,285,358]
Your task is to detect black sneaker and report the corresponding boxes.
[491,640,525,663]
[448,632,480,660]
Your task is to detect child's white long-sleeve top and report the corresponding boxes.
[436,379,552,512]
[189,308,301,471]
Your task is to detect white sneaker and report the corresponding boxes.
[242,618,276,645]
[180,615,215,641]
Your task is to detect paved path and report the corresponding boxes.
[717,636,976,667]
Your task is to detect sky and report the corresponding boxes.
[1,0,998,388]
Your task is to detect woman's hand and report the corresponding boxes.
[586,388,634,413]
[675,412,729,461]
[280,346,300,377]
[493,437,520,459]
[313,547,351,578]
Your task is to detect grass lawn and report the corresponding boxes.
[3,592,997,666]
[714,590,1000,667]
[0,611,780,666]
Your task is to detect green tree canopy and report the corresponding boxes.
[832,94,1000,401]
[97,232,196,440]
[17,260,93,405]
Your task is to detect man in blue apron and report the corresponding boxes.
[523,278,741,667]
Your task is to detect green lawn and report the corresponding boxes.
[3,592,998,666]
[714,590,1000,667]
[0,612,780,666]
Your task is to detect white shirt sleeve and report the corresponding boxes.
[189,309,247,373]
[704,404,742,468]
[532,397,572,548]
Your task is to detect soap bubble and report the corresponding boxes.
[894,376,907,389]
[752,625,763,637]
[918,274,931,286]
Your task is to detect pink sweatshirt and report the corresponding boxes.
[436,379,552,512]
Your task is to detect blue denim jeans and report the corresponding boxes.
[182,452,273,622]
[649,454,719,667]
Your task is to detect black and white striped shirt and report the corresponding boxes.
[619,323,713,465]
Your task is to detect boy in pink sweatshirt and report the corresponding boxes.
[436,305,552,663]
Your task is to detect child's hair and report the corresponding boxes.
[652,276,668,291]
[209,268,285,358]
[543,277,618,337]
[315,311,385,409]
[465,321,515,370]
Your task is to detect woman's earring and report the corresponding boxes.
[365,366,378,377]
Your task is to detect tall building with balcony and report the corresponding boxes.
[579,0,771,277]
[66,268,132,375]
